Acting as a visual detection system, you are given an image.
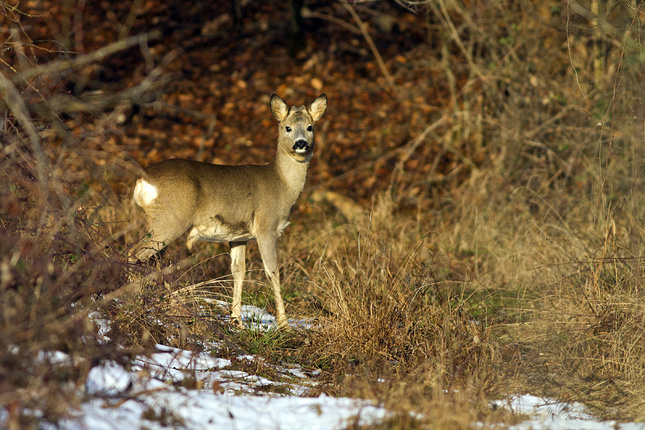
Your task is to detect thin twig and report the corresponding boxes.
[13,31,161,82]
[431,0,485,82]
[388,114,448,190]
[310,114,447,191]
[302,9,362,35]
[339,0,399,99]
[0,72,48,194]
[565,2,584,95]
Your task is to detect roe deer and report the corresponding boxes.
[132,94,327,327]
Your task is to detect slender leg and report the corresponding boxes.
[230,241,247,326]
[257,234,287,327]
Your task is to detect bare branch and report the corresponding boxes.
[339,0,399,98]
[12,30,161,83]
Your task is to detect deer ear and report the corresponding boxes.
[309,94,327,122]
[270,94,289,121]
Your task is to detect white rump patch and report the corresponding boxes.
[133,179,158,207]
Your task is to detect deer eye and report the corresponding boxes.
[285,126,292,132]
[307,125,313,132]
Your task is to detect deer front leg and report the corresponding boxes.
[257,234,287,327]
[230,241,247,326]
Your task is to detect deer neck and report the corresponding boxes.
[271,145,310,198]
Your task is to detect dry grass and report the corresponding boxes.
[279,194,500,427]
[0,121,130,427]
[3,0,645,427]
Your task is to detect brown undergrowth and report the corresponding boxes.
[280,194,501,427]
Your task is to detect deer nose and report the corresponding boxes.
[293,139,309,151]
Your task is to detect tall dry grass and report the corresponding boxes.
[278,194,500,427]
[276,0,645,423]
[398,0,645,421]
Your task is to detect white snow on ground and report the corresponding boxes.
[59,305,389,430]
[491,394,645,430]
[62,343,387,430]
[3,305,645,429]
[85,360,133,396]
[67,367,387,430]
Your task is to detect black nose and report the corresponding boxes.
[293,139,308,150]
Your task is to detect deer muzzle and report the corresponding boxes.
[293,139,309,153]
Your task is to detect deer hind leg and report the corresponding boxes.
[131,212,191,264]
[131,235,167,263]
[256,234,287,327]
[230,241,247,326]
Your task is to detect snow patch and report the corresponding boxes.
[490,394,645,430]
[56,345,387,430]
[85,361,132,396]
